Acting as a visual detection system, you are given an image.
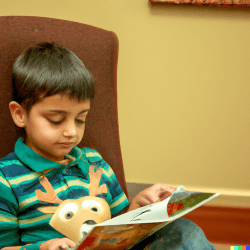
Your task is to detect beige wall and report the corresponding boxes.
[1,1,250,206]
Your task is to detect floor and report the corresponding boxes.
[213,243,231,250]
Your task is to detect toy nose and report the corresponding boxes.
[83,220,97,225]
[81,220,97,238]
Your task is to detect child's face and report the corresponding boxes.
[23,94,90,162]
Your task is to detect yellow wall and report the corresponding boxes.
[1,0,250,205]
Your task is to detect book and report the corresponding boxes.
[74,186,220,250]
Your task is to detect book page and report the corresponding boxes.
[98,185,220,226]
[75,186,220,250]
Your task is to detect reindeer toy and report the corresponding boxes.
[36,165,111,243]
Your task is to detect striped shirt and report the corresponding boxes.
[0,138,129,249]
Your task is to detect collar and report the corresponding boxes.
[14,138,88,172]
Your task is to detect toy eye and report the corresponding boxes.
[91,207,98,212]
[82,200,102,212]
[59,203,78,221]
[65,211,74,219]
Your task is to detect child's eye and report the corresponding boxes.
[48,119,64,125]
[76,119,85,124]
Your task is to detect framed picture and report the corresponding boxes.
[150,0,250,7]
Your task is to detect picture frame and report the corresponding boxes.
[150,0,250,7]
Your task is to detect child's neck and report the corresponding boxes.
[57,158,71,166]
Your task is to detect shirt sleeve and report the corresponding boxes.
[102,163,130,216]
[0,168,21,248]
[20,241,47,250]
[83,148,130,217]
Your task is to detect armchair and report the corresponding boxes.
[0,16,128,198]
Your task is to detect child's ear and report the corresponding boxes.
[9,101,27,128]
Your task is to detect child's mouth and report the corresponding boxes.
[59,142,74,147]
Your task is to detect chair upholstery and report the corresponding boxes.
[0,16,128,198]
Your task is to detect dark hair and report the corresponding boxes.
[12,42,95,112]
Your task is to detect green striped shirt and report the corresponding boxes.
[0,138,129,249]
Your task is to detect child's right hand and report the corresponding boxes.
[39,238,76,250]
[128,184,177,211]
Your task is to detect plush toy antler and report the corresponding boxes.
[35,176,63,204]
[88,166,108,196]
[36,165,111,243]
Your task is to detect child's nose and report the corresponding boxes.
[63,121,77,137]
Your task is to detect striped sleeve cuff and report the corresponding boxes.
[20,241,47,250]
[110,193,130,216]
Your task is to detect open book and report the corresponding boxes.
[74,186,220,250]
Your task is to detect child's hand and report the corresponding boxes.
[40,238,76,250]
[128,184,177,211]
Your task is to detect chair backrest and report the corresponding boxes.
[0,16,128,198]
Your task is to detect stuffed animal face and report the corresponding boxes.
[36,165,112,243]
[49,196,111,243]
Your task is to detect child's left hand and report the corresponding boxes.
[128,184,177,211]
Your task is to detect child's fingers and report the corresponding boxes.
[58,242,69,250]
[159,186,177,201]
[148,184,176,202]
[61,238,76,249]
[40,238,76,250]
[129,184,177,210]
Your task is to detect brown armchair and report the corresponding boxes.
[0,16,128,198]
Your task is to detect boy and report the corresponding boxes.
[0,42,215,250]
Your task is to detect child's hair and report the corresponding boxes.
[12,42,95,113]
